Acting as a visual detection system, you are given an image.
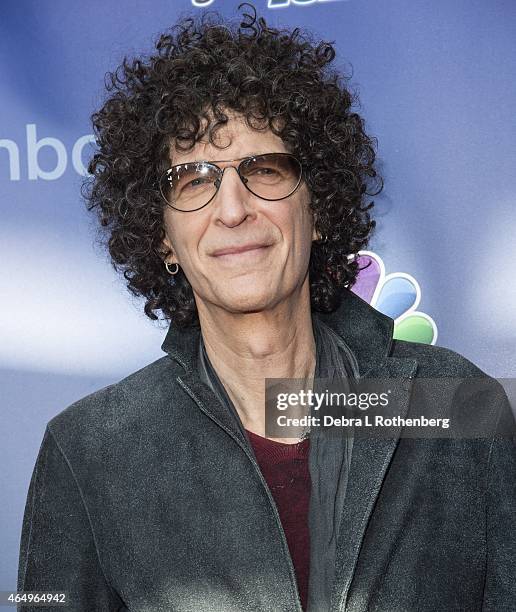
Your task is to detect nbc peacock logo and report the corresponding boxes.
[350,251,438,345]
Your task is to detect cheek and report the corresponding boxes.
[278,214,314,263]
[165,216,205,260]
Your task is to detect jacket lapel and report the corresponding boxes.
[309,293,418,609]
[161,320,252,448]
[161,288,419,612]
[329,356,418,611]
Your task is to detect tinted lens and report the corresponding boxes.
[240,153,302,200]
[160,162,219,211]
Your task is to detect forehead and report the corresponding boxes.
[169,114,287,165]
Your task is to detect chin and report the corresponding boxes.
[218,289,279,314]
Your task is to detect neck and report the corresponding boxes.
[196,279,316,439]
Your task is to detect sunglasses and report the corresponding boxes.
[159,152,303,212]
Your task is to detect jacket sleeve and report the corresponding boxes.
[481,385,516,611]
[17,426,126,611]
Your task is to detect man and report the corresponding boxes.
[17,5,515,611]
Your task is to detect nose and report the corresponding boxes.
[212,165,254,227]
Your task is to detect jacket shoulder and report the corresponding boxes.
[47,355,178,441]
[391,339,489,378]
[392,340,515,434]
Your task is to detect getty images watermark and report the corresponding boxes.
[264,376,516,439]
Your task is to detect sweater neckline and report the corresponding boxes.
[244,428,310,460]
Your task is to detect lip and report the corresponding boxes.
[211,243,272,257]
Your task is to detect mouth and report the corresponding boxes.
[211,244,273,262]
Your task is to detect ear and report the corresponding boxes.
[161,236,179,265]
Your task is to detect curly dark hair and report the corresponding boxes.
[84,2,382,328]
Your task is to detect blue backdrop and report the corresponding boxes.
[1,0,515,600]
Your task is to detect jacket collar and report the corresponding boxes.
[160,287,394,377]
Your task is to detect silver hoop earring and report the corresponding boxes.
[165,262,179,275]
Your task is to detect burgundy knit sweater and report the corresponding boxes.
[245,429,311,612]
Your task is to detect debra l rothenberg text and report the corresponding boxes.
[276,414,451,429]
